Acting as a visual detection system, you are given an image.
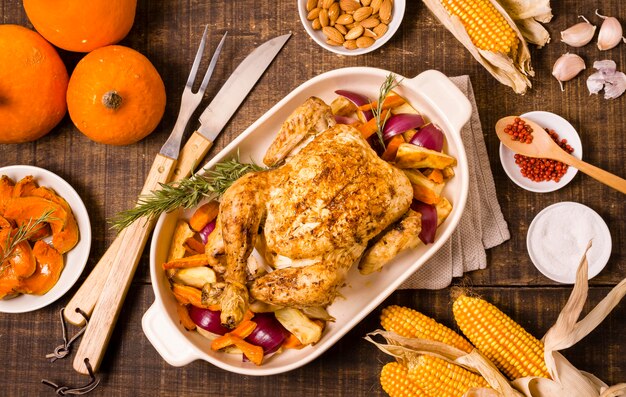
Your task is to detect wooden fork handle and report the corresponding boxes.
[566,155,626,194]
[63,131,214,326]
[73,154,176,375]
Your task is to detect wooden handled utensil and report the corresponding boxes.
[496,116,626,194]
[71,32,291,375]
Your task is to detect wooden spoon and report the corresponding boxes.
[495,116,626,194]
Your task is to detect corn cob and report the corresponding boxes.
[408,355,490,397]
[452,294,550,379]
[380,305,474,353]
[440,0,518,54]
[380,362,426,397]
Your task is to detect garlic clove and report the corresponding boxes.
[552,53,586,91]
[561,15,596,47]
[602,71,626,99]
[596,10,625,50]
[586,71,605,94]
[593,59,617,75]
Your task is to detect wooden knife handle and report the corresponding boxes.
[73,154,175,375]
[63,131,214,326]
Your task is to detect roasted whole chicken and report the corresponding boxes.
[206,97,417,328]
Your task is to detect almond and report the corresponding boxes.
[307,7,321,20]
[360,16,380,28]
[345,22,359,30]
[317,0,323,7]
[312,18,322,30]
[339,0,360,12]
[379,0,392,24]
[307,0,318,12]
[356,36,375,48]
[329,2,340,23]
[335,23,348,34]
[335,14,354,25]
[353,6,373,22]
[343,39,358,50]
[322,0,335,9]
[345,24,364,40]
[371,0,383,13]
[373,22,388,37]
[326,38,343,46]
[319,9,330,27]
[363,28,377,38]
[323,26,345,43]
[361,0,372,5]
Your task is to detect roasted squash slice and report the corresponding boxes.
[12,176,38,197]
[18,240,64,295]
[31,187,79,253]
[0,175,14,216]
[0,228,37,279]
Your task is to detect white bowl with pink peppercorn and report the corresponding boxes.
[499,111,583,193]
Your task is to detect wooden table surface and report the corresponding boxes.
[1,1,624,396]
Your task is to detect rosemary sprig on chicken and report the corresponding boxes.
[110,157,266,231]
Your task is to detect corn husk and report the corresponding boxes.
[422,0,534,94]
[368,241,626,397]
[495,0,552,47]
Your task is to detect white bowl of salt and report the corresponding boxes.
[527,202,612,284]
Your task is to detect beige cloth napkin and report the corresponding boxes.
[399,75,510,289]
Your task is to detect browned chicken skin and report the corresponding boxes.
[212,114,413,327]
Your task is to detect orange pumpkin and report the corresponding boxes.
[18,240,64,295]
[67,45,167,145]
[23,0,137,52]
[0,25,68,144]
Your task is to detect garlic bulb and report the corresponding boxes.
[561,16,596,47]
[552,53,586,91]
[596,10,625,50]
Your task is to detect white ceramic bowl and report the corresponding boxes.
[527,202,611,284]
[143,67,471,375]
[499,111,583,193]
[297,0,406,56]
[0,165,91,313]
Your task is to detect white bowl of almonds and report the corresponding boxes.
[299,0,405,55]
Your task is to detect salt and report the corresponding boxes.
[527,202,611,283]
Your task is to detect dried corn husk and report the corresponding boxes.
[422,0,534,94]
[496,0,552,47]
[367,241,626,397]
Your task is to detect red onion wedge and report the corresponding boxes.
[383,114,425,141]
[334,115,357,125]
[411,200,437,244]
[198,220,216,244]
[245,313,287,354]
[409,123,444,152]
[188,306,230,335]
[335,90,373,121]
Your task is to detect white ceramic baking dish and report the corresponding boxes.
[143,67,471,376]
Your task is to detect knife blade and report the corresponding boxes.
[174,33,291,176]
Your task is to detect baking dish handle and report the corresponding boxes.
[142,303,200,367]
[405,70,472,133]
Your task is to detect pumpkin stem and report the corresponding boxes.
[102,91,123,110]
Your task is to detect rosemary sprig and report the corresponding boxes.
[373,73,402,150]
[110,157,267,231]
[0,209,57,273]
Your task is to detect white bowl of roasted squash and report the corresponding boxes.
[0,165,91,313]
[143,67,471,375]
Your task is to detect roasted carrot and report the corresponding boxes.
[412,184,441,205]
[171,283,203,307]
[163,253,209,269]
[189,201,220,232]
[282,333,305,350]
[358,109,389,139]
[211,334,265,365]
[381,135,405,161]
[177,304,197,331]
[427,169,444,184]
[183,237,205,255]
[358,95,405,112]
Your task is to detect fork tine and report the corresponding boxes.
[185,25,210,89]
[197,31,228,95]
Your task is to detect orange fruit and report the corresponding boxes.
[0,24,68,144]
[23,0,137,53]
[66,45,167,145]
